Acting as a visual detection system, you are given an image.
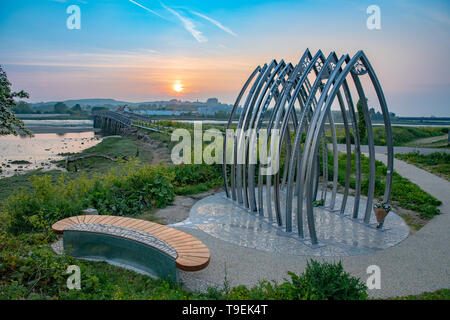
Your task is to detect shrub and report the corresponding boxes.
[279,260,367,300]
[85,162,175,216]
[205,260,368,300]
[2,160,175,234]
[169,163,222,188]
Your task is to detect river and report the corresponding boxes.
[0,120,101,178]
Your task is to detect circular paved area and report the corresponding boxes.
[174,191,409,257]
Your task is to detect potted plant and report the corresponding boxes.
[373,201,391,229]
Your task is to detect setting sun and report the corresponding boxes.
[173,82,184,93]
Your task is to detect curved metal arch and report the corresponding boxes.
[232,62,271,203]
[223,66,261,198]
[222,49,394,246]
[246,62,292,213]
[237,60,279,208]
[290,53,344,237]
[266,50,314,225]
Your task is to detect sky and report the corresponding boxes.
[0,0,449,116]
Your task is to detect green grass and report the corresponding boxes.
[57,136,154,173]
[392,289,450,300]
[324,152,442,220]
[332,126,447,146]
[395,152,450,181]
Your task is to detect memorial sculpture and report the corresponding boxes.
[221,49,393,245]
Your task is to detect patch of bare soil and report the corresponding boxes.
[393,205,430,234]
[154,189,220,225]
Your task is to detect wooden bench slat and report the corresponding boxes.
[141,223,166,233]
[113,217,134,227]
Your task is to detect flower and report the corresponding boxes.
[373,201,392,228]
[373,201,391,213]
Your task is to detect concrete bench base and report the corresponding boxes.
[64,230,178,282]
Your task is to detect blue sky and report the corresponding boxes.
[0,0,449,116]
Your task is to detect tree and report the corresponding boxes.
[0,65,32,136]
[69,103,82,115]
[15,101,33,114]
[356,99,367,142]
[91,106,108,114]
[54,102,69,114]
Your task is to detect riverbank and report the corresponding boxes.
[0,134,170,202]
[0,132,101,178]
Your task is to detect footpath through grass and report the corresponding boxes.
[395,152,450,182]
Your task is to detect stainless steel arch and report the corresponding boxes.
[222,49,394,245]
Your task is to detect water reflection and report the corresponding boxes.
[0,132,102,178]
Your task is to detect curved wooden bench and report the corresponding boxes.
[52,215,210,272]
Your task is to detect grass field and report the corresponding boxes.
[332,125,448,147]
[395,152,450,181]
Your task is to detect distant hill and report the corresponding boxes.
[28,98,236,115]
[31,98,132,111]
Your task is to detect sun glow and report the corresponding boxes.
[173,82,184,93]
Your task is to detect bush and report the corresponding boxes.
[280,260,367,300]
[169,163,222,190]
[2,160,175,234]
[85,162,175,216]
[205,260,368,300]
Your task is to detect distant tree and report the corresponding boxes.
[71,104,82,112]
[69,103,83,115]
[15,101,33,114]
[54,102,69,114]
[91,106,108,114]
[0,65,32,136]
[356,99,367,141]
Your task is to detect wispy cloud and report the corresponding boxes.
[128,0,166,20]
[160,2,207,43]
[190,10,237,36]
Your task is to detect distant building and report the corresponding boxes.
[116,105,130,112]
[206,98,219,106]
[138,110,188,116]
[198,105,235,116]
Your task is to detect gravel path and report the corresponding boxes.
[176,155,450,298]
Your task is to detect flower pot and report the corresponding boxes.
[374,208,388,225]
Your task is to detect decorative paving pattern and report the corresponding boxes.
[65,223,178,259]
[171,191,410,257]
